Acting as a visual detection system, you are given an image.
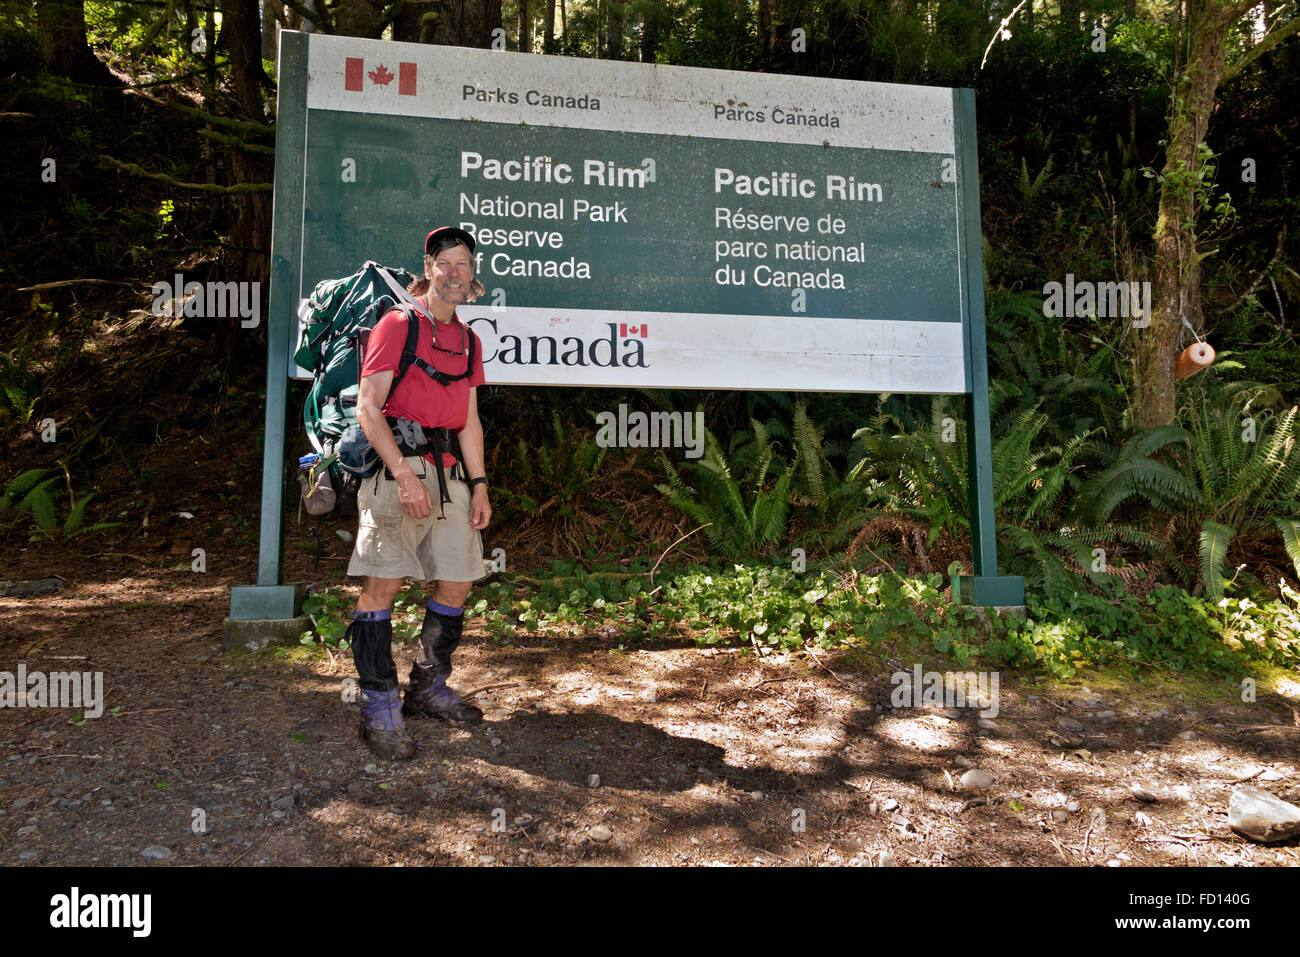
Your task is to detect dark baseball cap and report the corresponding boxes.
[425,226,475,254]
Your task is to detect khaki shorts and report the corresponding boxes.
[346,455,484,584]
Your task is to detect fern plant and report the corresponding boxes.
[0,351,39,423]
[1074,377,1300,600]
[0,468,121,539]
[1017,155,1054,203]
[787,401,877,552]
[492,410,612,550]
[985,289,1126,449]
[854,399,1160,593]
[656,421,794,562]
[1,469,59,535]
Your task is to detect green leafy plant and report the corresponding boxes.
[853,398,1149,592]
[656,422,794,561]
[787,400,875,552]
[1075,377,1300,600]
[300,584,435,651]
[494,558,1297,677]
[0,350,39,423]
[985,289,1126,448]
[492,409,622,550]
[0,469,120,539]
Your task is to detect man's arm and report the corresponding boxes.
[457,387,491,530]
[356,369,432,519]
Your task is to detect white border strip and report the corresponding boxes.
[460,308,967,392]
[304,34,954,154]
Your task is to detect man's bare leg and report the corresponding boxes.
[358,576,403,612]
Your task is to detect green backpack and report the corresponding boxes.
[295,261,428,518]
[295,261,419,460]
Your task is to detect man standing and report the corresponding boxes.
[345,226,491,760]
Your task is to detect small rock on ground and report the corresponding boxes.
[1129,782,1170,803]
[960,769,995,789]
[1229,786,1300,843]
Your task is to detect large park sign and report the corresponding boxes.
[227,31,1024,631]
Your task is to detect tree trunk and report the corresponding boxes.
[334,0,385,37]
[37,0,120,86]
[262,0,282,60]
[605,0,623,59]
[1135,0,1253,428]
[425,0,503,48]
[220,0,274,289]
[757,0,772,60]
[543,0,556,52]
[518,0,531,51]
[392,2,425,41]
[638,4,662,62]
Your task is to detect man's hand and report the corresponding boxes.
[470,485,491,530]
[395,466,432,519]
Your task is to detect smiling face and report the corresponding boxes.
[424,242,474,306]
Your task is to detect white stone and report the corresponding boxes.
[1228,786,1300,843]
[960,769,995,789]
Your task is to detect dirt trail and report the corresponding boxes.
[2,543,1299,867]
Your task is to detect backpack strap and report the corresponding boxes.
[387,302,423,398]
[384,303,476,390]
[408,322,476,386]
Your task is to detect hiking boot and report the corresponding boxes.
[403,664,483,726]
[358,687,416,760]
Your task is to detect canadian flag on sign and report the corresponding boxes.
[620,323,648,338]
[344,57,417,96]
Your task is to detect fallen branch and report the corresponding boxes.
[1230,225,1287,311]
[16,279,137,292]
[749,675,797,690]
[1093,649,1170,672]
[1227,766,1266,783]
[460,680,523,701]
[803,646,851,687]
[649,523,711,583]
[1081,816,1098,860]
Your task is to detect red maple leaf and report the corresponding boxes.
[368,64,394,86]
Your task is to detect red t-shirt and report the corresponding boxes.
[361,303,485,467]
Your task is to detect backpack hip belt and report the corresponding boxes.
[384,418,462,520]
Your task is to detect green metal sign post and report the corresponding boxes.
[952,87,1024,607]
